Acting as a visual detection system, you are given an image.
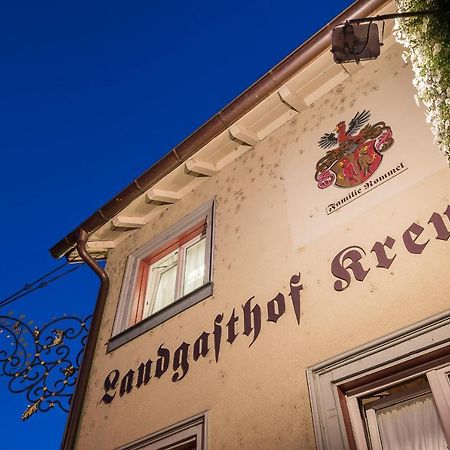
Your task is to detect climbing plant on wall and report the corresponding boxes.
[394,1,450,160]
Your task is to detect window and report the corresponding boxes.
[347,367,450,449]
[307,310,450,450]
[115,412,207,450]
[110,201,214,351]
[133,220,208,322]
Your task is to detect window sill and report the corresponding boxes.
[107,282,213,352]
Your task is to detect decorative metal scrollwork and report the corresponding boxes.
[0,314,92,420]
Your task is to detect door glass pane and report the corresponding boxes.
[144,250,178,316]
[376,393,448,450]
[183,237,206,296]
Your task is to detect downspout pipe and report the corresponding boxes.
[61,229,110,450]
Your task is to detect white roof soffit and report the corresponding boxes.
[77,1,398,259]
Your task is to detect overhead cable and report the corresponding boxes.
[0,262,83,310]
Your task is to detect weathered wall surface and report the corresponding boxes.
[75,42,450,450]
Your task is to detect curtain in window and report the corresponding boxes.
[145,251,178,315]
[183,238,206,295]
[152,264,177,313]
[377,394,448,450]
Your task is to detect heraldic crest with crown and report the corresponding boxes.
[315,110,394,189]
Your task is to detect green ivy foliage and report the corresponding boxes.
[395,1,450,160]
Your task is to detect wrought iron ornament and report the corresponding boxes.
[0,314,91,420]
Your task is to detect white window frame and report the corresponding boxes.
[307,309,450,450]
[114,412,207,450]
[427,365,450,440]
[109,200,214,352]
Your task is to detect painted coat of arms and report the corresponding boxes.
[315,110,394,189]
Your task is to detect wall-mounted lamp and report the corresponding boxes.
[332,22,381,64]
[331,9,449,64]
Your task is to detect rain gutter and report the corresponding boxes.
[60,229,110,450]
[49,0,390,261]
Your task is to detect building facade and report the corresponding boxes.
[51,1,450,449]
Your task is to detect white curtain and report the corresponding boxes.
[152,264,177,313]
[145,251,178,315]
[377,394,448,450]
[183,238,206,295]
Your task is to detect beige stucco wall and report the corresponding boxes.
[75,42,450,450]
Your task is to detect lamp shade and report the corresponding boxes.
[332,22,381,64]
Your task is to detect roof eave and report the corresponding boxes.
[50,0,390,259]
